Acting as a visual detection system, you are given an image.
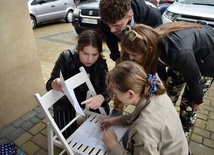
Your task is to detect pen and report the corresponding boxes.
[101,122,107,129]
[101,110,113,129]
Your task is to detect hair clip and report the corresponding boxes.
[147,74,157,93]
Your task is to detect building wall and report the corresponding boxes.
[0,0,45,128]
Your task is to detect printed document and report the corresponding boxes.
[60,71,85,116]
[72,119,128,150]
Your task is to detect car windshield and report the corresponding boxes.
[176,0,214,5]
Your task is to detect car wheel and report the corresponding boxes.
[65,10,73,23]
[30,15,36,29]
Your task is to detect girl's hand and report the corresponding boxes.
[51,78,63,92]
[102,128,118,149]
[193,103,203,111]
[100,116,122,131]
[100,120,111,131]
[81,95,104,110]
[166,76,173,84]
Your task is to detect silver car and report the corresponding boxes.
[162,0,214,27]
[28,0,76,29]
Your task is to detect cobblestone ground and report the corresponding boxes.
[0,21,213,155]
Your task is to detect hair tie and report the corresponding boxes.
[147,74,157,93]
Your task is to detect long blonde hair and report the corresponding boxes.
[121,21,202,75]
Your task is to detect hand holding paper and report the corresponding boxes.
[51,78,63,92]
[72,118,128,150]
[101,128,118,149]
[60,71,85,116]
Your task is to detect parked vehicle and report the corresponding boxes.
[28,0,76,29]
[158,0,174,14]
[72,0,162,35]
[162,0,214,28]
[146,0,174,8]
[72,0,100,35]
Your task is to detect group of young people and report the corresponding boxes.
[46,0,214,154]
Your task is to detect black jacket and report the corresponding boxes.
[158,25,214,104]
[46,49,110,113]
[100,0,163,61]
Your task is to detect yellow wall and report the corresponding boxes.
[0,0,45,128]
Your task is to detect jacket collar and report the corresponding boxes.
[128,97,150,123]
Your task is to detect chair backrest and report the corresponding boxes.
[34,67,107,155]
[65,67,107,116]
[35,90,75,154]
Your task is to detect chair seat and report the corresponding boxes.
[69,113,108,155]
[51,112,108,155]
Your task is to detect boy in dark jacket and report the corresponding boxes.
[99,0,162,114]
[99,0,162,64]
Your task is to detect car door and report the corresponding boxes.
[53,0,71,19]
[32,0,58,23]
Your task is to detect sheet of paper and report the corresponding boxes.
[60,71,85,116]
[72,119,128,150]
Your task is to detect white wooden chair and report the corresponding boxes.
[34,67,108,155]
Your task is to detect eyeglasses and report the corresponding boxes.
[123,25,143,41]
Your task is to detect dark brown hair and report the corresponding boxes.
[76,30,103,58]
[99,0,131,24]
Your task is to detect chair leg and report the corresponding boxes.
[48,123,54,155]
[188,147,192,155]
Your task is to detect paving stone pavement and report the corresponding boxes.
[0,21,213,155]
